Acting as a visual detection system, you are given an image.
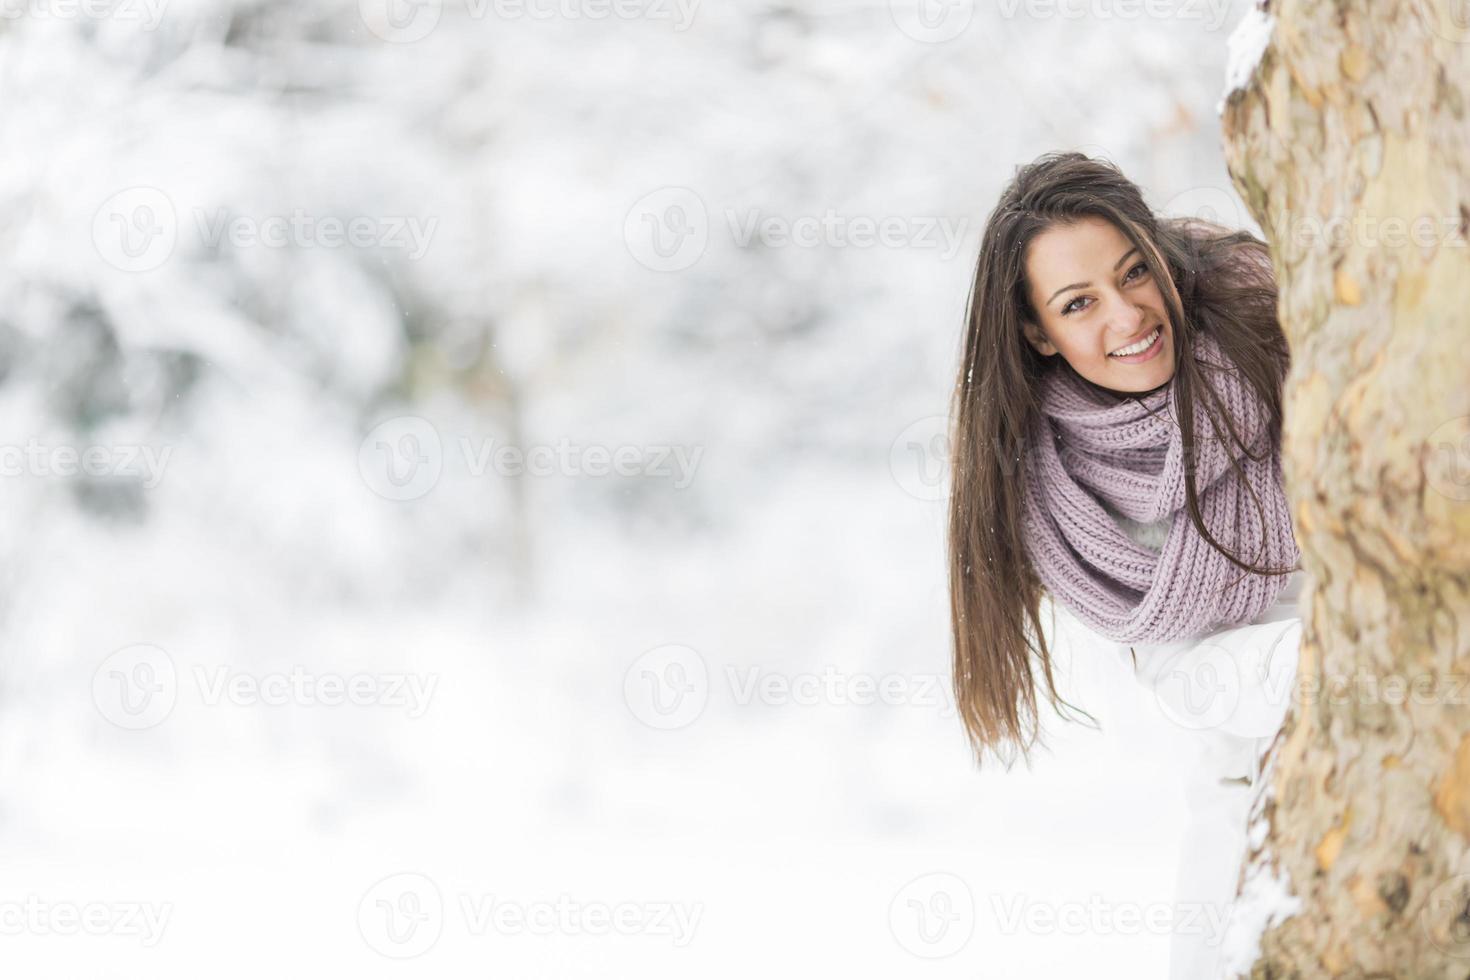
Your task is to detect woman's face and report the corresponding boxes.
[1021,216,1175,394]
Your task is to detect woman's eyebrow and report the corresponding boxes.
[1045,247,1142,307]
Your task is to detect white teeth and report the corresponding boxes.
[1109,327,1160,357]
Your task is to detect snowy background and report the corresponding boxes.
[0,0,1266,975]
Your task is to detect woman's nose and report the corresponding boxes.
[1107,296,1146,336]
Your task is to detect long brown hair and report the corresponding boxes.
[948,151,1295,768]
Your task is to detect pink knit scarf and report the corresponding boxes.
[1021,330,1300,644]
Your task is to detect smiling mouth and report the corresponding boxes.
[1108,326,1162,358]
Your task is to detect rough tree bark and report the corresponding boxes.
[1219,0,1470,975]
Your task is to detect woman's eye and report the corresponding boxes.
[1062,263,1149,316]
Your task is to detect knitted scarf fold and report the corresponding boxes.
[1021,330,1300,644]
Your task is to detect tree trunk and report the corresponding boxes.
[1219,0,1470,975]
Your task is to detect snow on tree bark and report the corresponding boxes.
[1220,0,1470,975]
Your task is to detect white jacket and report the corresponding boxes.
[1122,569,1307,979]
[1125,570,1304,781]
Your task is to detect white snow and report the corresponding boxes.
[1219,734,1300,976]
[1222,2,1276,106]
[1220,859,1302,977]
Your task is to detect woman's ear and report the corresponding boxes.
[1022,319,1058,357]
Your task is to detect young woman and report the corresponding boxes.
[947,151,1306,978]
